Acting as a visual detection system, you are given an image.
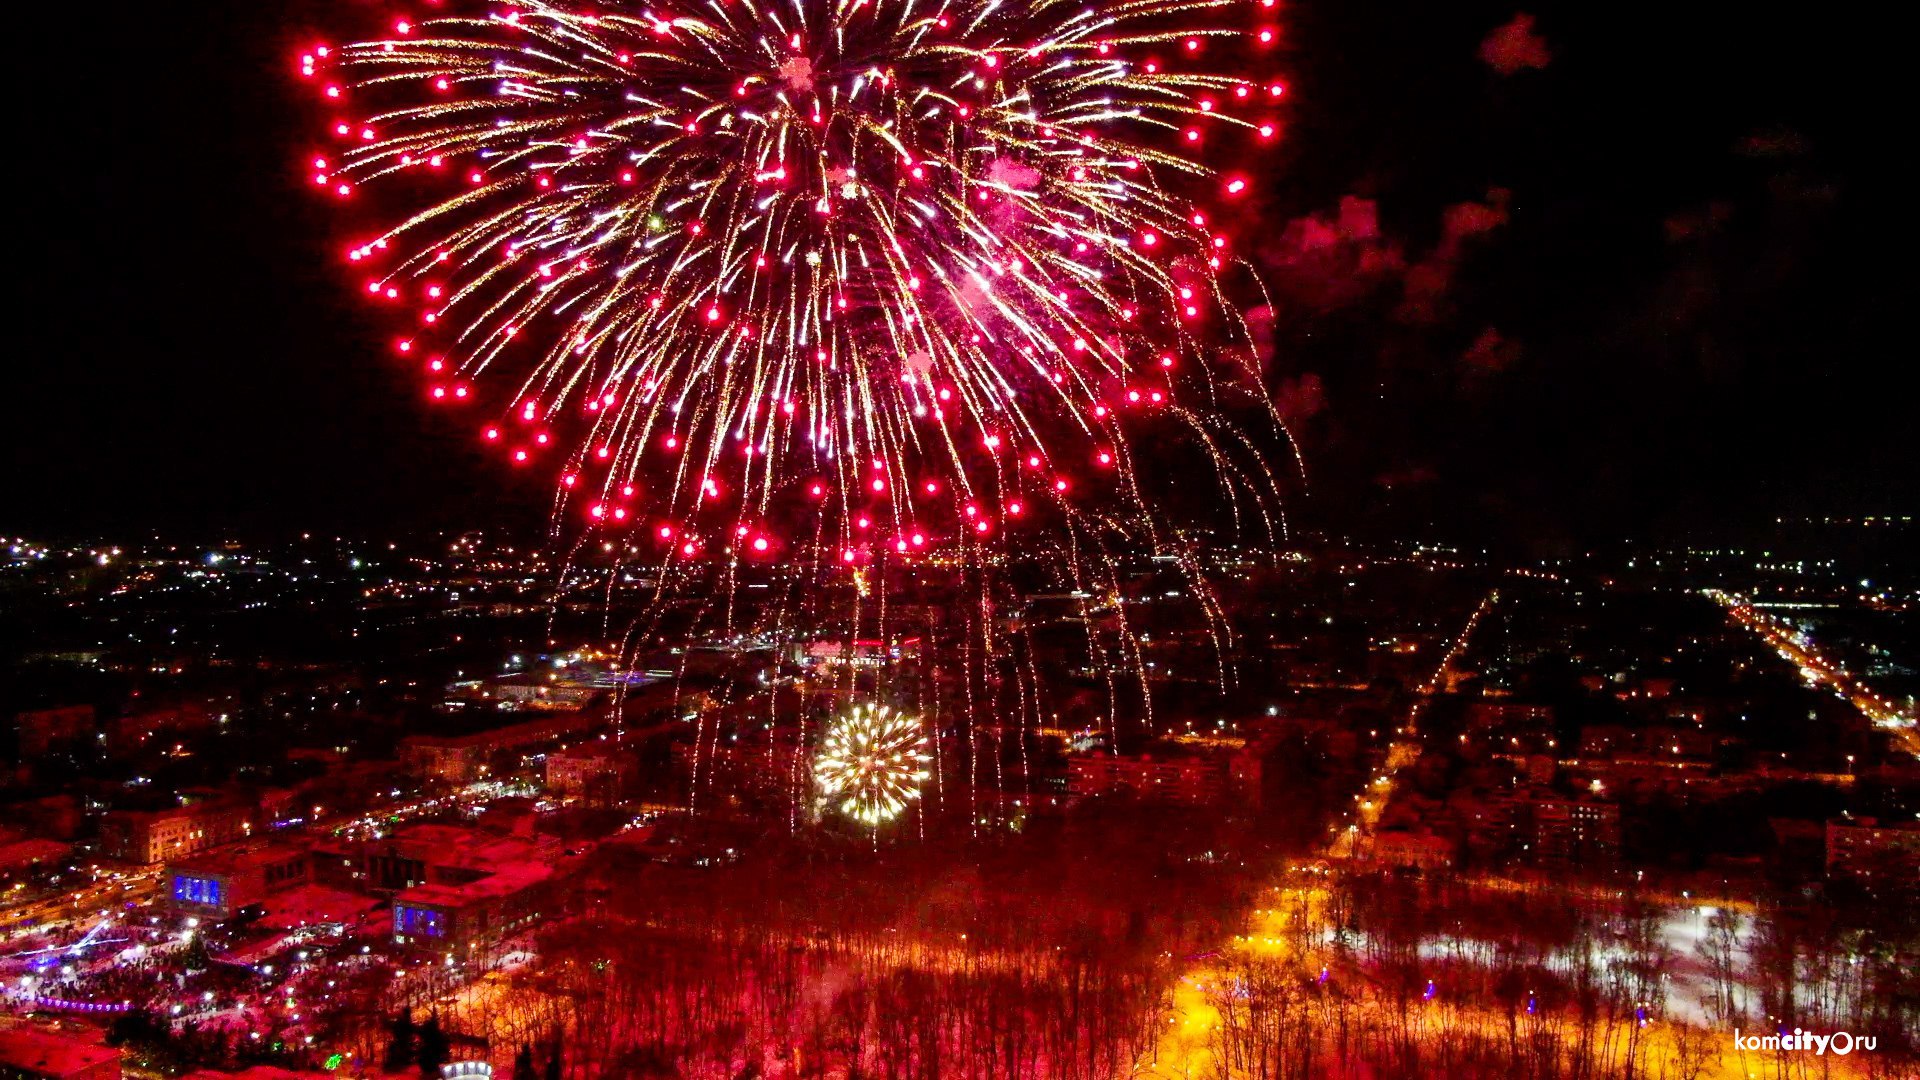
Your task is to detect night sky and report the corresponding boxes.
[11,0,1913,552]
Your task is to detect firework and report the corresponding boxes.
[299,0,1289,560]
[814,703,932,826]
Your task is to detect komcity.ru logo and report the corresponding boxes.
[1733,1028,1877,1056]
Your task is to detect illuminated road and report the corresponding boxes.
[1,867,159,944]
[1706,589,1919,759]
[1130,587,1901,1079]
[1134,591,1497,1078]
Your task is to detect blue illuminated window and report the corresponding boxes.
[172,875,223,908]
[395,904,446,938]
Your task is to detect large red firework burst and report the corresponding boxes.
[300,0,1289,564]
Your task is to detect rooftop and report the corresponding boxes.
[395,859,553,909]
[257,885,381,931]
[167,842,305,877]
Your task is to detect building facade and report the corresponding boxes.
[99,799,254,865]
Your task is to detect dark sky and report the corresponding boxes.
[9,0,1913,551]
